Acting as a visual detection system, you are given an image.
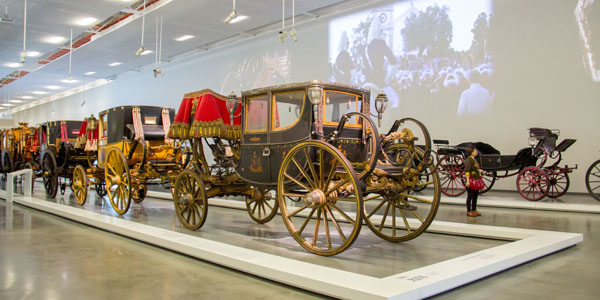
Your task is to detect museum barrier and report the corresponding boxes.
[0,168,33,203]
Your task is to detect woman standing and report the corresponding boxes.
[464,145,482,217]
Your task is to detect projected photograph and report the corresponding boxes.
[576,0,600,82]
[328,0,493,117]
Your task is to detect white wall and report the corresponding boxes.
[15,0,600,193]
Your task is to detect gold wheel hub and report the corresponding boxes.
[304,189,326,208]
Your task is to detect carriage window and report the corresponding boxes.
[323,91,360,125]
[245,94,268,132]
[272,91,305,131]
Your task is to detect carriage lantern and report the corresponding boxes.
[87,114,98,130]
[308,86,323,105]
[226,91,239,126]
[375,92,388,127]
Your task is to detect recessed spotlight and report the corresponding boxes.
[26,51,41,57]
[46,85,62,90]
[85,71,96,75]
[140,49,153,55]
[43,36,67,44]
[229,15,248,24]
[2,103,14,107]
[20,95,34,99]
[108,62,122,67]
[175,35,194,41]
[74,17,98,26]
[61,78,78,83]
[9,100,24,103]
[4,62,21,68]
[32,91,48,95]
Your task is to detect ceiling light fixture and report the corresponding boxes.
[9,99,23,103]
[26,51,40,57]
[20,95,34,99]
[4,62,22,68]
[46,85,62,90]
[135,0,146,56]
[74,17,97,26]
[43,36,66,44]
[2,103,14,107]
[61,78,78,83]
[174,34,194,42]
[32,91,47,95]
[229,15,248,24]
[224,0,239,24]
[84,71,96,75]
[108,62,122,67]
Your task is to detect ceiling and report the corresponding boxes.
[0,0,353,113]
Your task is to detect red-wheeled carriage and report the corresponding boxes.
[435,128,577,201]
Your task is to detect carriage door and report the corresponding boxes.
[97,112,108,169]
[239,94,271,183]
[269,90,308,182]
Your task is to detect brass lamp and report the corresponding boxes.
[374,92,388,127]
[226,92,240,126]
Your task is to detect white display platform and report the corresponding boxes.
[6,193,582,300]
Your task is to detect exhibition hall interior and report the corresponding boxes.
[0,0,599,299]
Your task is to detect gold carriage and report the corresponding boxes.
[71,105,183,215]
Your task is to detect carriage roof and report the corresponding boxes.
[242,80,370,99]
[99,105,174,117]
[101,105,175,144]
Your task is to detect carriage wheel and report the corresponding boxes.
[277,141,363,256]
[364,148,441,242]
[517,166,549,201]
[105,148,132,215]
[246,189,279,224]
[479,170,497,194]
[438,155,466,197]
[96,180,107,196]
[132,183,148,203]
[72,165,88,205]
[173,170,208,230]
[546,171,570,198]
[42,153,58,198]
[586,159,600,201]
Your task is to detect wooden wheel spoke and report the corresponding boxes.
[367,199,387,218]
[303,148,320,189]
[284,172,311,192]
[312,209,322,246]
[325,206,346,242]
[409,210,424,223]
[378,201,392,231]
[326,177,351,195]
[283,192,306,198]
[251,201,259,215]
[291,157,317,189]
[399,208,412,234]
[322,159,340,191]
[392,202,396,237]
[398,193,432,204]
[322,209,332,250]
[318,148,324,187]
[263,199,274,211]
[329,203,355,225]
[298,207,316,234]
[329,196,357,202]
[288,204,307,218]
[363,194,381,202]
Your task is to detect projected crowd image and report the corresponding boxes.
[328,0,494,117]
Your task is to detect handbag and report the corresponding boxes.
[469,177,485,191]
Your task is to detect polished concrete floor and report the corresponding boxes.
[1,183,599,299]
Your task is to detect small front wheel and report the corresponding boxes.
[173,170,208,230]
[105,148,132,215]
[72,165,88,205]
[517,166,549,201]
[246,189,279,224]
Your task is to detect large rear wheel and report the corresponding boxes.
[105,148,132,215]
[277,141,363,256]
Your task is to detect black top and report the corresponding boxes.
[464,156,481,179]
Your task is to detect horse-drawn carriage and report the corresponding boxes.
[1,121,41,178]
[436,128,576,201]
[71,105,182,215]
[168,81,441,256]
[37,119,97,197]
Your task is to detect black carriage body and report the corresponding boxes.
[99,105,175,145]
[236,81,370,186]
[39,120,88,179]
